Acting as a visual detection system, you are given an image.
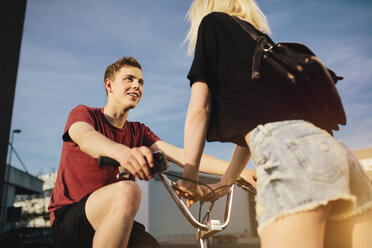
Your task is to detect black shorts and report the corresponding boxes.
[51,194,160,248]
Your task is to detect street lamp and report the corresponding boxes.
[7,129,21,167]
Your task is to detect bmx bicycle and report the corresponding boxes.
[98,151,256,248]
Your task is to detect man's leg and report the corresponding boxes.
[127,221,161,248]
[85,180,142,248]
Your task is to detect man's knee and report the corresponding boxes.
[111,181,142,214]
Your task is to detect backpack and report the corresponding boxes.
[233,17,346,135]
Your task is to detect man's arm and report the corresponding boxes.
[69,121,153,180]
[150,140,255,184]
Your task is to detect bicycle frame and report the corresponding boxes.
[157,173,235,248]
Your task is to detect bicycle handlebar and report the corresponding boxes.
[98,150,169,175]
[98,156,120,168]
[158,173,234,238]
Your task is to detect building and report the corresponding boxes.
[352,147,372,181]
[0,165,43,233]
[13,172,56,228]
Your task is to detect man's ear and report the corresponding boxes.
[104,78,113,94]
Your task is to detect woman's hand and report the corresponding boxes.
[174,179,203,207]
[200,182,232,202]
[238,169,257,192]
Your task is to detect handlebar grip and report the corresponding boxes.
[98,150,169,174]
[98,156,120,168]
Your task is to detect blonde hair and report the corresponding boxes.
[185,0,271,54]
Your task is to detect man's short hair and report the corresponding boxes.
[104,57,142,82]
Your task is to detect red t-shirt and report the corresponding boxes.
[48,105,160,224]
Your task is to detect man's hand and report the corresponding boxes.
[117,146,154,181]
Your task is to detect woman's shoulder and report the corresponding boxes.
[204,12,272,42]
[199,12,236,33]
[202,12,232,23]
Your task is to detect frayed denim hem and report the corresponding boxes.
[257,194,357,235]
[329,199,372,222]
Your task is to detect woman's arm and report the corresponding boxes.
[202,145,252,202]
[183,82,211,181]
[220,145,251,185]
[171,81,211,205]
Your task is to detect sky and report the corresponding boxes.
[8,0,372,176]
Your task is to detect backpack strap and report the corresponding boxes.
[232,16,273,79]
[232,16,261,40]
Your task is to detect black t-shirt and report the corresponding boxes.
[188,12,305,146]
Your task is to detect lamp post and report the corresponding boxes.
[1,129,21,233]
[7,129,21,167]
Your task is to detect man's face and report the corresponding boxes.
[106,66,144,109]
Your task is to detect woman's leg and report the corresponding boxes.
[325,209,372,248]
[245,122,340,248]
[260,204,333,248]
[324,141,372,248]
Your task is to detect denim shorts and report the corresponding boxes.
[248,120,372,234]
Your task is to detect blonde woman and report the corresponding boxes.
[177,0,372,247]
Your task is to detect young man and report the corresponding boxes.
[48,57,256,248]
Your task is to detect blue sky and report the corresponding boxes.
[9,0,372,175]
